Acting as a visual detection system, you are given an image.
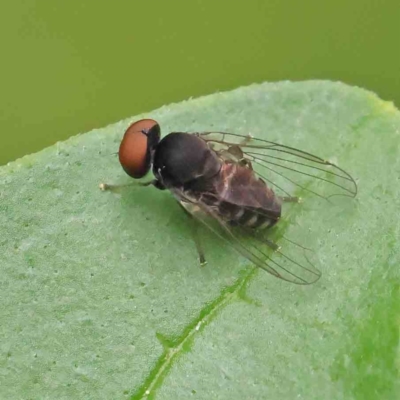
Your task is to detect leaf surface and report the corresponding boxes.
[1,81,399,400]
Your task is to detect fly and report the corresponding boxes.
[100,119,357,284]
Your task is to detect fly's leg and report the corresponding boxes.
[99,181,150,191]
[179,204,207,266]
[280,196,302,203]
[190,219,207,266]
[99,180,164,193]
[244,226,282,252]
[263,237,281,252]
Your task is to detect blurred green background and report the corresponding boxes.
[1,0,399,166]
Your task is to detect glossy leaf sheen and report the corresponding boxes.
[1,81,399,400]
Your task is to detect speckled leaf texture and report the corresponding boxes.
[1,81,399,400]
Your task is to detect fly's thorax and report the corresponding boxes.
[153,132,221,187]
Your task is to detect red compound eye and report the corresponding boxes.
[118,119,159,178]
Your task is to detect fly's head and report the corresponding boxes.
[118,119,161,179]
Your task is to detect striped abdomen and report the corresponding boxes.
[198,163,282,230]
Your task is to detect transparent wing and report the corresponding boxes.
[195,131,357,200]
[178,191,321,285]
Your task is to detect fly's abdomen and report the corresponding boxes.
[204,163,282,230]
[218,199,280,229]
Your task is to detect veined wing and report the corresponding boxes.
[178,190,321,285]
[195,131,357,200]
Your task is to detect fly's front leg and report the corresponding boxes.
[99,179,164,193]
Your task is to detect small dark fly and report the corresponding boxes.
[101,119,357,284]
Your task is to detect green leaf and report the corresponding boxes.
[1,81,399,400]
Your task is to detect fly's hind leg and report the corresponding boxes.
[243,226,282,252]
[263,237,281,252]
